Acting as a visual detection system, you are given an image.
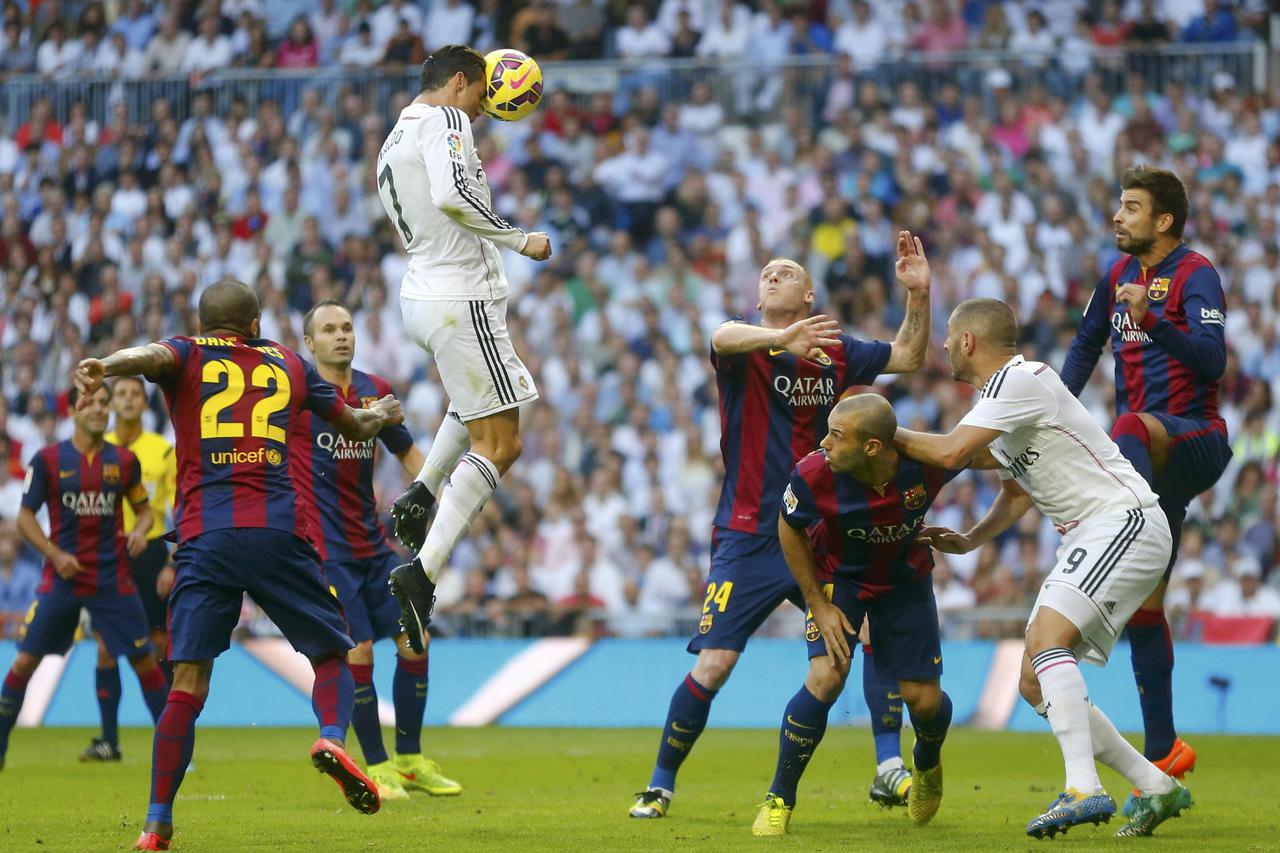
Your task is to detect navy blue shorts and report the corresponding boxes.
[805,574,942,682]
[687,528,805,654]
[324,552,403,644]
[129,538,171,632]
[18,590,153,659]
[168,529,353,662]
[1151,414,1231,508]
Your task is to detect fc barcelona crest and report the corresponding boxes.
[1147,277,1170,301]
[102,464,121,484]
[903,484,926,510]
[805,619,820,642]
[699,613,714,634]
[814,351,833,366]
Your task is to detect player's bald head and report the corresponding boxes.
[949,298,1018,349]
[832,393,897,444]
[198,278,260,336]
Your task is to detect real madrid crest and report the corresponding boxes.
[1147,277,1170,301]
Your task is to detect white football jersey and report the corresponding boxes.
[959,355,1158,531]
[376,103,527,301]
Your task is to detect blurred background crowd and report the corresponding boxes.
[1,0,1279,644]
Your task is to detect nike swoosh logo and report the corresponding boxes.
[786,715,816,730]
[886,692,902,699]
[511,69,532,89]
[671,722,697,734]
[933,656,942,664]
[60,470,76,478]
[398,771,417,781]
[768,347,787,356]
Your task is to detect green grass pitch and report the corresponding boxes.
[0,727,1274,851]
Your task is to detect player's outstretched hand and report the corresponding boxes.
[371,394,404,427]
[391,481,434,551]
[51,549,82,579]
[917,525,976,554]
[811,599,855,667]
[521,232,553,261]
[74,358,106,408]
[778,314,842,359]
[894,230,930,294]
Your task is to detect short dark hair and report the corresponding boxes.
[198,278,260,335]
[420,45,486,93]
[302,299,349,337]
[69,381,110,410]
[951,298,1019,348]
[1120,165,1189,239]
[110,375,147,396]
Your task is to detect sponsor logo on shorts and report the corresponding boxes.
[698,613,713,634]
[903,484,926,510]
[1147,277,1169,301]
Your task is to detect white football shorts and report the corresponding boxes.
[1028,505,1172,666]
[401,296,539,422]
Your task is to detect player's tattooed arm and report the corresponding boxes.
[883,230,931,374]
[332,394,404,442]
[711,316,842,358]
[75,344,176,404]
[894,424,1003,470]
[778,517,855,665]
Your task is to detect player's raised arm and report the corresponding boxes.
[75,344,176,405]
[421,106,550,260]
[1117,267,1227,379]
[918,477,1034,555]
[894,424,1003,471]
[882,230,931,374]
[711,315,843,358]
[1059,273,1113,396]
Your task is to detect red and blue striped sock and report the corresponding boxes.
[349,663,388,765]
[1111,413,1154,485]
[393,656,428,756]
[0,669,31,758]
[1128,608,1177,759]
[910,691,953,771]
[862,646,903,767]
[768,686,834,805]
[649,673,717,793]
[146,690,203,826]
[311,655,354,744]
[137,664,169,724]
[96,666,122,746]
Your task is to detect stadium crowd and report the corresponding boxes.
[0,0,1279,642]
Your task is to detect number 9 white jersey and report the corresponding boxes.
[376,103,529,301]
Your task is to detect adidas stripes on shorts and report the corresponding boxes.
[1028,505,1172,666]
[401,296,539,422]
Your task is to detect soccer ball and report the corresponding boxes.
[483,49,543,122]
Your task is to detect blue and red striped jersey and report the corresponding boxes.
[302,368,414,562]
[21,440,143,597]
[1061,244,1227,422]
[147,335,347,552]
[782,451,959,600]
[712,332,891,537]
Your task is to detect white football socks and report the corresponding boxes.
[1087,704,1175,796]
[415,409,470,495]
[416,452,500,583]
[1032,647,1103,794]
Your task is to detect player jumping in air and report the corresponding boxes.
[630,233,932,820]
[301,300,461,800]
[372,46,553,651]
[897,298,1192,839]
[0,384,169,770]
[1061,166,1228,799]
[81,376,177,763]
[74,279,404,851]
[752,394,960,836]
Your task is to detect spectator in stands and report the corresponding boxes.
[911,0,967,53]
[0,523,39,634]
[519,1,571,62]
[616,2,671,59]
[1182,0,1239,43]
[1203,555,1280,619]
[381,17,425,66]
[339,21,382,68]
[423,0,475,52]
[559,0,606,59]
[182,14,233,74]
[145,13,191,75]
[370,0,421,52]
[0,19,35,75]
[277,17,319,69]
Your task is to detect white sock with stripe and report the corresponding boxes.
[415,409,470,495]
[1032,647,1103,794]
[1087,704,1175,796]
[416,452,500,583]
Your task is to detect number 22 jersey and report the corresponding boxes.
[147,335,348,551]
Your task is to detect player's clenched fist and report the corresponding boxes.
[370,394,404,427]
[520,232,553,261]
[51,549,82,579]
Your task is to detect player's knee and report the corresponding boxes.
[806,660,848,702]
[691,650,737,690]
[491,433,523,471]
[1110,412,1151,447]
[10,652,40,678]
[347,641,374,666]
[1018,664,1042,707]
[96,644,116,669]
[899,681,941,717]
